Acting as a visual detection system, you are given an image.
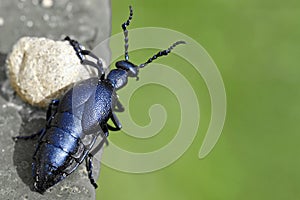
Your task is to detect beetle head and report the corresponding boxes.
[115,60,139,79]
[107,60,140,90]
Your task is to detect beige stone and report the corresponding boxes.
[6,37,102,107]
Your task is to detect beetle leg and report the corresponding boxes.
[112,93,125,112]
[85,153,98,189]
[81,59,105,80]
[46,99,59,121]
[100,124,109,145]
[13,128,45,141]
[32,129,46,156]
[13,99,58,141]
[114,99,125,112]
[89,128,108,156]
[107,112,122,131]
[86,126,110,188]
[80,50,102,64]
[64,36,105,80]
[80,50,105,80]
[64,36,85,60]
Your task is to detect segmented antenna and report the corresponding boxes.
[138,41,186,68]
[122,6,133,61]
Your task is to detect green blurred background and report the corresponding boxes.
[97,0,300,199]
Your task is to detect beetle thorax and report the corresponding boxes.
[107,69,128,90]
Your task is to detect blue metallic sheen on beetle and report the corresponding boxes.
[13,5,185,194]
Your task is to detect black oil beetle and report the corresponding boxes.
[13,6,185,194]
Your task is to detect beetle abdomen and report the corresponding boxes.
[33,139,79,193]
[33,125,92,193]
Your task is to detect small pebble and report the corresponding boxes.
[41,0,54,8]
[20,15,26,21]
[26,20,33,27]
[0,17,4,26]
[43,14,50,21]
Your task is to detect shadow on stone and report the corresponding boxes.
[12,117,46,192]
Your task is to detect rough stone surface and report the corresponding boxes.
[6,36,102,107]
[0,0,111,199]
[0,0,111,54]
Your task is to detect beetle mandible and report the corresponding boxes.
[13,6,185,194]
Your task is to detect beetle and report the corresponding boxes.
[13,6,185,194]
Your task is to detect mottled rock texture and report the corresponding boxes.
[0,0,111,53]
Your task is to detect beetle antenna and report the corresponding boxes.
[138,41,186,68]
[122,6,133,61]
